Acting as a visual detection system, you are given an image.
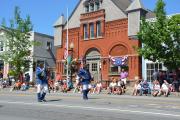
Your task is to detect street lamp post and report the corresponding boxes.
[69,42,74,81]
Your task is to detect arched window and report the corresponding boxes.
[110,45,128,56]
[109,45,128,75]
[84,0,103,13]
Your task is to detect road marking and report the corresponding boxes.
[0,100,179,118]
[147,104,158,106]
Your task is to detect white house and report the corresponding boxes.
[0,29,55,82]
[28,32,55,82]
[142,13,180,81]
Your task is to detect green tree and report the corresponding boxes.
[138,0,180,70]
[0,6,33,79]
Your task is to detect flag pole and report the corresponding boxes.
[66,7,69,83]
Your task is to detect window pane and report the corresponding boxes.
[47,42,51,50]
[92,63,97,72]
[37,60,44,65]
[147,64,150,69]
[85,6,89,12]
[110,65,118,74]
[0,41,3,51]
[97,21,101,37]
[83,24,88,39]
[150,64,154,69]
[159,63,162,69]
[95,2,100,10]
[87,64,90,71]
[155,63,158,69]
[90,23,94,38]
[90,4,94,12]
[146,63,163,81]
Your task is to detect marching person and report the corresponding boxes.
[36,63,48,102]
[78,64,92,100]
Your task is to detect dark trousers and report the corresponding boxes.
[37,92,46,101]
[82,90,89,100]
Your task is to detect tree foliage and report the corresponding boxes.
[138,0,180,70]
[0,6,33,78]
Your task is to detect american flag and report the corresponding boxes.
[80,57,84,68]
[109,55,128,66]
[64,41,68,59]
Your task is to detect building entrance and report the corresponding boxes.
[86,59,101,81]
[85,48,101,82]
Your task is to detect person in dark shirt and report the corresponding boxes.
[141,80,151,95]
[152,69,159,80]
[78,64,92,100]
[36,63,48,102]
[25,73,30,83]
[0,71,3,79]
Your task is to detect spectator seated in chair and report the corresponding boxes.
[172,79,180,92]
[116,79,125,95]
[107,78,117,94]
[20,82,29,91]
[11,80,22,91]
[132,80,142,96]
[141,80,151,95]
[73,74,80,93]
[94,81,102,94]
[152,80,161,97]
[54,80,60,92]
[160,80,170,97]
[61,80,68,93]
[48,80,54,92]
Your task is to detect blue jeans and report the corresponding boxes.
[82,90,89,100]
[142,88,151,94]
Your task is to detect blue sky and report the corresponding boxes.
[0,0,179,36]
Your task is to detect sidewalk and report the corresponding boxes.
[1,87,180,98]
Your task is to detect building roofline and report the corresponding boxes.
[146,13,180,21]
[0,27,53,39]
[31,31,54,39]
[111,0,132,14]
[64,0,81,27]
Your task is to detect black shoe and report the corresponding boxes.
[42,99,47,102]
[38,100,43,102]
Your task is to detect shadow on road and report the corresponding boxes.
[0,105,3,108]
[47,99,62,102]
[88,97,101,100]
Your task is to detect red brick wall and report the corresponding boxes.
[56,11,141,82]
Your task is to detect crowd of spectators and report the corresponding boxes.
[132,69,180,97]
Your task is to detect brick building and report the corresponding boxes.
[54,0,155,83]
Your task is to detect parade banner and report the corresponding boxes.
[109,55,128,66]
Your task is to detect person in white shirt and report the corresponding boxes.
[132,80,142,96]
[152,80,161,97]
[95,81,102,94]
[161,80,170,97]
[54,80,59,92]
[73,74,80,93]
[107,78,117,94]
[116,79,125,95]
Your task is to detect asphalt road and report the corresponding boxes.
[0,91,180,120]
